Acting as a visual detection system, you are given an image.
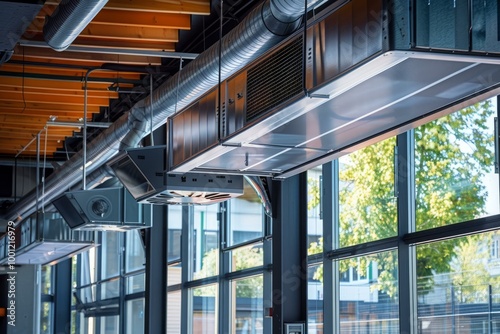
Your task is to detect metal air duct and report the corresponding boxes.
[3,0,322,223]
[43,0,109,51]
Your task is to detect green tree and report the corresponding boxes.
[194,246,263,297]
[309,100,495,297]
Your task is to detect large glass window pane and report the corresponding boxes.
[308,166,323,255]
[227,180,264,247]
[126,298,145,334]
[125,230,145,273]
[415,99,499,230]
[41,265,52,295]
[230,243,263,272]
[191,285,218,334]
[100,316,119,334]
[339,137,397,247]
[167,290,182,334]
[127,273,145,294]
[168,264,182,286]
[308,264,323,334]
[101,279,120,299]
[101,232,121,279]
[168,205,183,263]
[40,302,53,334]
[417,231,500,333]
[192,205,219,280]
[231,275,264,334]
[339,250,399,333]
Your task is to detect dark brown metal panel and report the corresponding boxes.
[226,71,247,136]
[183,106,192,165]
[191,101,200,155]
[308,0,384,90]
[203,89,218,147]
[171,111,183,166]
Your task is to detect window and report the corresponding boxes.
[190,285,218,334]
[308,264,323,334]
[231,275,264,334]
[417,231,500,333]
[192,205,219,280]
[125,230,145,273]
[308,167,323,255]
[338,251,399,333]
[126,299,145,334]
[227,182,264,247]
[338,137,398,247]
[167,291,182,334]
[415,99,499,230]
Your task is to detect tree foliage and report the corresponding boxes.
[193,246,263,297]
[309,100,495,297]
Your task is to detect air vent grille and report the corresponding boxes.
[246,36,304,123]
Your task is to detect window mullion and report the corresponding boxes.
[397,130,417,334]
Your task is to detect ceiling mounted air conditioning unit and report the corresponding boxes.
[107,146,244,205]
[52,187,151,231]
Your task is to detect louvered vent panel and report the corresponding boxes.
[246,36,304,123]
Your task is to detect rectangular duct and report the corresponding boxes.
[168,0,500,178]
[52,187,151,231]
[108,146,244,205]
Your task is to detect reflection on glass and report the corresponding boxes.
[168,205,183,263]
[228,180,264,247]
[127,273,145,294]
[167,290,182,334]
[126,299,145,334]
[417,231,500,333]
[307,167,323,255]
[192,205,219,280]
[40,302,52,334]
[100,315,119,334]
[101,279,120,299]
[231,243,263,272]
[415,99,499,230]
[101,232,121,279]
[339,137,397,247]
[41,265,52,295]
[125,230,145,273]
[231,275,263,334]
[308,264,323,334]
[191,285,218,334]
[339,250,399,333]
[168,263,182,286]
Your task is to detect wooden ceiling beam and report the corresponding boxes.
[0,77,127,92]
[13,46,162,65]
[0,86,118,99]
[0,114,100,126]
[0,92,112,106]
[0,129,75,138]
[93,10,191,29]
[25,24,180,43]
[0,65,143,81]
[105,0,210,14]
[0,101,100,112]
[44,0,211,14]
[0,108,102,118]
[71,38,177,51]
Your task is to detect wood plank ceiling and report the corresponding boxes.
[0,0,210,159]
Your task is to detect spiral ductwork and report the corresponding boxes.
[43,0,109,52]
[5,0,321,222]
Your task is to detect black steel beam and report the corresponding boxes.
[144,204,168,334]
[271,173,308,332]
[54,259,72,334]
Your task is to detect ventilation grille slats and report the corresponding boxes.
[246,36,304,123]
